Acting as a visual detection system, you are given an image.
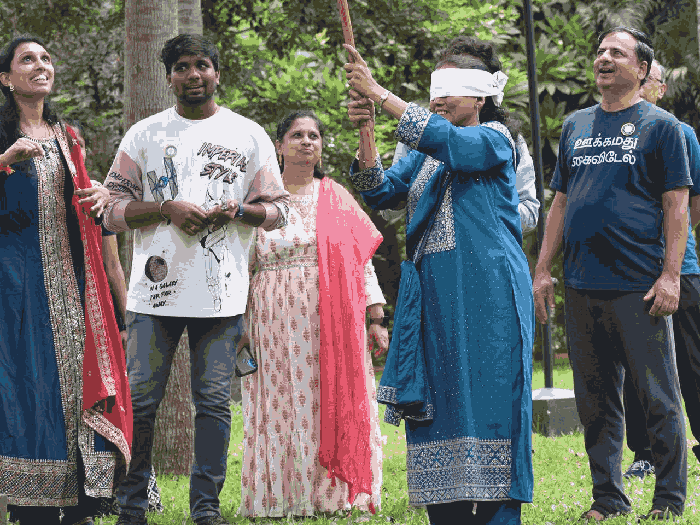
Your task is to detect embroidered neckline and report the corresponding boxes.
[19,132,57,143]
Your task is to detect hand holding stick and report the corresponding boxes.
[336,0,376,166]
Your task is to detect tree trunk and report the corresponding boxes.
[121,0,177,282]
[124,0,197,476]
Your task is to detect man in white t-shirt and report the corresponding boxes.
[103,34,289,525]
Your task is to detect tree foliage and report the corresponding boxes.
[2,0,699,360]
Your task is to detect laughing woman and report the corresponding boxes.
[0,36,131,525]
[343,36,534,525]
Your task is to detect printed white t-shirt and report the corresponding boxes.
[104,106,288,317]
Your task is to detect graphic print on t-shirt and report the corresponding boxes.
[115,106,282,317]
[196,142,249,312]
[147,149,180,203]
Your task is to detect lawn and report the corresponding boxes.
[94,359,700,524]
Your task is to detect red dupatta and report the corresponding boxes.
[316,177,383,512]
[63,124,132,466]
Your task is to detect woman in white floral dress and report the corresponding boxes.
[239,110,388,518]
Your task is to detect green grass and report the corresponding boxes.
[93,362,700,524]
[532,356,575,390]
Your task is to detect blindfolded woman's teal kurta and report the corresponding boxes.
[349,103,534,506]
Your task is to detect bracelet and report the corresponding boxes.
[159,199,172,221]
[0,165,14,175]
[370,316,390,327]
[377,90,390,114]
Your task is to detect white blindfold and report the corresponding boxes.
[430,68,508,106]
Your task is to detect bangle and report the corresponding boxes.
[0,165,14,175]
[159,199,172,221]
[370,316,389,327]
[377,90,390,114]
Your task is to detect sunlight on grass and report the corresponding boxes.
[94,364,700,524]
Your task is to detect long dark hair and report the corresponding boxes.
[0,35,59,152]
[275,110,326,179]
[435,36,521,139]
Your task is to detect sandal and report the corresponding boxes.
[579,508,625,522]
[639,508,680,521]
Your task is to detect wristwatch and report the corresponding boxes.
[234,203,245,219]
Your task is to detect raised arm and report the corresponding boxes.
[347,146,422,211]
[344,44,513,175]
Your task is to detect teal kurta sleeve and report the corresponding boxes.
[395,102,514,175]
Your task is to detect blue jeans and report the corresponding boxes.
[565,289,686,516]
[116,312,242,522]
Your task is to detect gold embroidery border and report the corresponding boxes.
[22,125,120,502]
[406,435,512,505]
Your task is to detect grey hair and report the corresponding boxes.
[652,60,666,82]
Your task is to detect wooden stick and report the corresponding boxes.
[337,0,355,50]
[336,0,375,166]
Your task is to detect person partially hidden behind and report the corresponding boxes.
[620,60,700,483]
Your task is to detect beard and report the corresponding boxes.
[177,86,215,107]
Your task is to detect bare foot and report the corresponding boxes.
[582,509,606,522]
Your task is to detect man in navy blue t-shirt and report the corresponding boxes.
[621,59,700,482]
[533,28,690,521]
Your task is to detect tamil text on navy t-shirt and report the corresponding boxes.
[551,100,692,291]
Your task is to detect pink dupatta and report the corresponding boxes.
[316,177,382,512]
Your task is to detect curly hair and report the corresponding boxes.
[435,36,521,138]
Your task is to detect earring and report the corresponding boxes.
[9,83,14,92]
[318,158,323,170]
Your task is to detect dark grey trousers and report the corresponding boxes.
[625,275,700,465]
[565,288,686,516]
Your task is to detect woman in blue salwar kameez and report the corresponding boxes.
[0,36,132,525]
[343,36,534,525]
